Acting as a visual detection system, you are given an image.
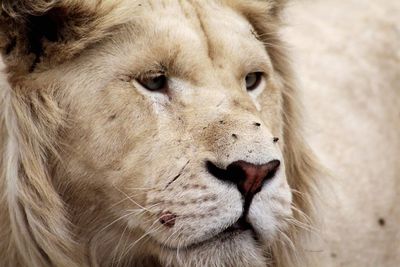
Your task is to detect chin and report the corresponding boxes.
[157,230,268,267]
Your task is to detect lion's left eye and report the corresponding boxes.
[245,72,263,91]
[137,75,168,91]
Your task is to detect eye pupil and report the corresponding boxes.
[245,72,262,91]
[138,75,167,91]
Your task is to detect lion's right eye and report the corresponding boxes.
[245,72,263,91]
[137,75,168,92]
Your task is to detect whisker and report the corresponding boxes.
[162,224,183,250]
[121,219,164,258]
[113,185,152,212]
[285,217,316,233]
[99,211,139,234]
[108,192,148,209]
[120,212,179,260]
[290,205,312,224]
[98,204,159,234]
[277,228,296,252]
[111,223,130,267]
[126,187,154,190]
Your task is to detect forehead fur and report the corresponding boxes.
[0,0,283,74]
[93,1,273,88]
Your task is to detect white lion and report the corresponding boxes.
[0,0,399,267]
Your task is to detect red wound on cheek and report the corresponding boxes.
[159,211,177,227]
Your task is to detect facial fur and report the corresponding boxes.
[0,1,319,267]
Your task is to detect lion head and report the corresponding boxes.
[0,1,320,266]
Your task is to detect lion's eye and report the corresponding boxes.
[245,72,262,91]
[137,75,167,91]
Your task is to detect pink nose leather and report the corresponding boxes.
[231,160,280,197]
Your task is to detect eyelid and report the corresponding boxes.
[118,71,165,83]
[136,70,166,80]
[254,71,268,80]
[242,59,270,76]
[133,63,168,79]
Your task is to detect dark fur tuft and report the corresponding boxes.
[1,0,58,18]
[0,0,123,74]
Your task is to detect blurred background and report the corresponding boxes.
[283,0,400,266]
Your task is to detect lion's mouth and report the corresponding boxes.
[213,216,260,242]
[154,216,258,252]
[222,216,253,234]
[173,217,258,251]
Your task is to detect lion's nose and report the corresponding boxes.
[207,159,280,198]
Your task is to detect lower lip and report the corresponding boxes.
[217,226,253,240]
[223,223,253,234]
[219,225,261,244]
[159,227,253,251]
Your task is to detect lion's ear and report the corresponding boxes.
[0,0,123,73]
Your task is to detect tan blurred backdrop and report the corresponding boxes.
[283,0,400,266]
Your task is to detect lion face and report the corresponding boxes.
[48,2,292,266]
[1,1,316,267]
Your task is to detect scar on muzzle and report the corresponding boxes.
[159,211,177,227]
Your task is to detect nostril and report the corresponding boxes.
[206,161,243,183]
[262,160,280,180]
